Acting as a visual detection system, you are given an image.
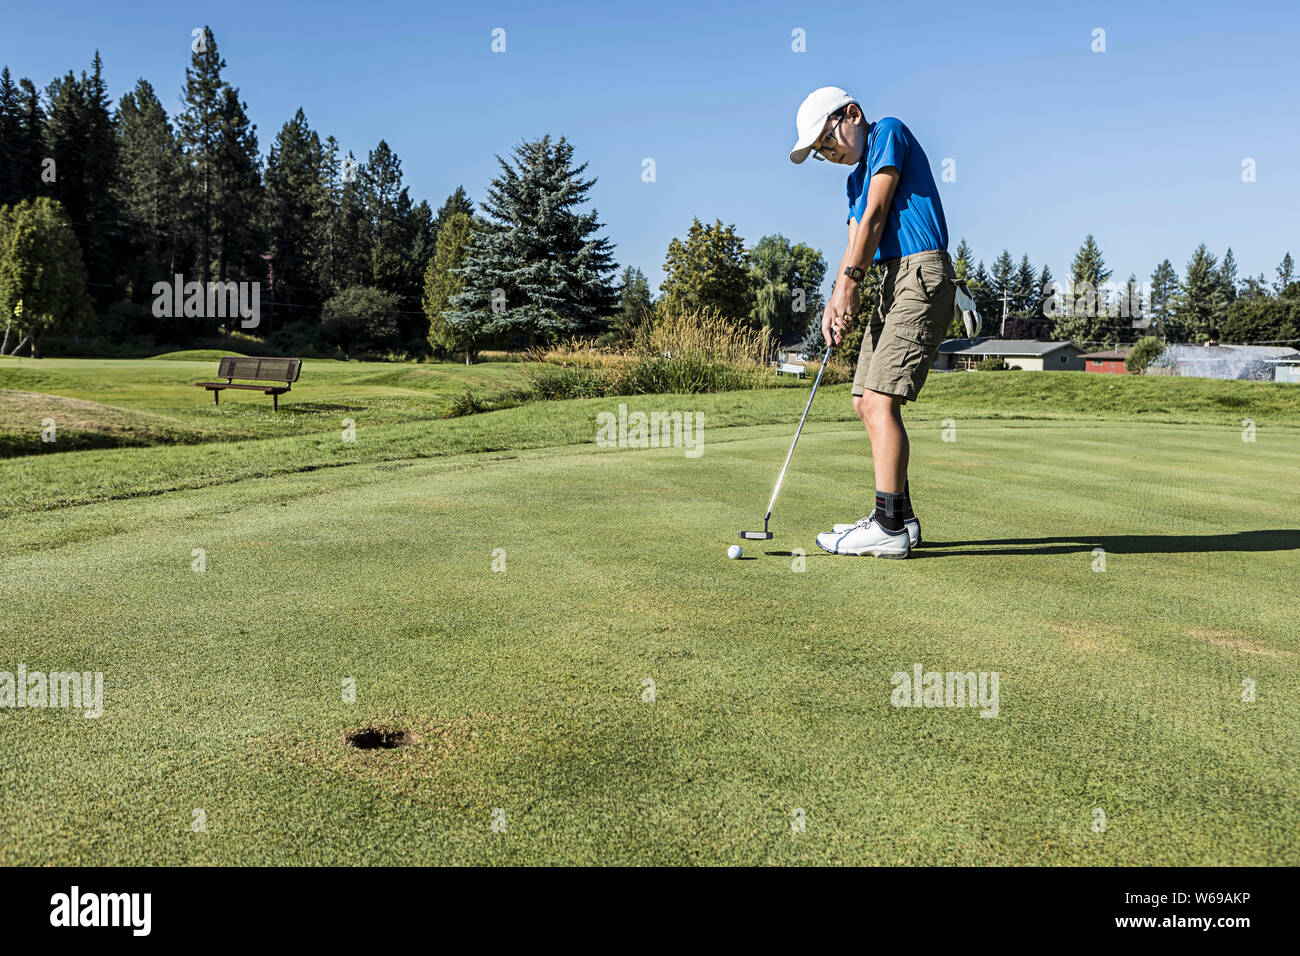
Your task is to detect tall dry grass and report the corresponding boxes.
[526,307,781,397]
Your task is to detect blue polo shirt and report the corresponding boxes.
[846,117,948,261]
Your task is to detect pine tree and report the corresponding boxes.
[1149,259,1178,342]
[433,187,474,243]
[953,238,974,282]
[1036,264,1056,323]
[1276,252,1294,295]
[1056,234,1112,342]
[114,79,183,300]
[177,26,227,293]
[362,140,414,295]
[212,84,262,294]
[446,135,618,344]
[1012,254,1036,317]
[1219,247,1238,307]
[1174,244,1227,342]
[613,265,653,339]
[43,52,120,304]
[15,79,46,204]
[989,250,1014,332]
[970,260,997,330]
[264,108,327,322]
[0,68,24,207]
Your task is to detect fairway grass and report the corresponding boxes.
[1,388,1296,864]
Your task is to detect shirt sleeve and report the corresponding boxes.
[847,119,908,223]
[867,118,908,177]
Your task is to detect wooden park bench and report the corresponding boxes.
[775,362,807,378]
[195,356,301,412]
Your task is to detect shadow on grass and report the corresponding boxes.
[768,529,1300,559]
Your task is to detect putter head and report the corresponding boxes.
[739,531,774,540]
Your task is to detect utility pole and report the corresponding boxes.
[1000,286,1008,338]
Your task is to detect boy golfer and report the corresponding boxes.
[789,86,956,559]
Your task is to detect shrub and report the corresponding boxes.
[268,320,332,358]
[1125,335,1164,375]
[320,286,400,356]
[976,356,1010,371]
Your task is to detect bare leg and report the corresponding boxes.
[852,390,908,493]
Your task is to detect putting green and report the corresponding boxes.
[0,415,1296,864]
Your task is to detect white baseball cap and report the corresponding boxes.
[789,86,859,164]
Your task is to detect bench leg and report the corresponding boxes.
[273,392,278,412]
[213,389,219,406]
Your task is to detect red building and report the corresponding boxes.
[1079,348,1132,374]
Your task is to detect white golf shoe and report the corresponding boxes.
[832,509,921,548]
[816,516,911,558]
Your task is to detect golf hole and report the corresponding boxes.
[346,727,411,750]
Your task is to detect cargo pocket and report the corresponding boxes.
[916,261,954,303]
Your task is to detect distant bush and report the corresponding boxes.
[976,356,1010,371]
[320,287,400,356]
[268,320,332,358]
[1125,336,1164,375]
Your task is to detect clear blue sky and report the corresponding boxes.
[4,0,1298,297]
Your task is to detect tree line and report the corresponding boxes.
[1,30,1295,360]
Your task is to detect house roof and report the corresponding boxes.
[1079,348,1132,360]
[939,338,1083,356]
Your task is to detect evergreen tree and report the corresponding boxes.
[114,79,183,300]
[433,186,474,243]
[1036,264,1056,322]
[1218,247,1238,307]
[1012,253,1036,316]
[1239,273,1269,299]
[1276,252,1294,295]
[1055,234,1112,342]
[446,134,619,344]
[970,260,997,330]
[212,84,262,292]
[613,265,653,339]
[361,140,415,296]
[14,79,46,204]
[1148,259,1178,342]
[263,108,327,323]
[1222,291,1300,344]
[658,217,753,322]
[177,26,227,292]
[0,68,26,207]
[312,138,369,297]
[989,250,1014,331]
[1173,244,1227,342]
[43,52,119,305]
[952,238,974,282]
[1117,272,1144,333]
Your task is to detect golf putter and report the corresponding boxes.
[739,342,834,540]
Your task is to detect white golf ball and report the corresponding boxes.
[727,544,742,560]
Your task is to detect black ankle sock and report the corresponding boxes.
[875,490,906,532]
[901,479,914,520]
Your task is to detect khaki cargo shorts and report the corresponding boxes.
[851,248,957,404]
